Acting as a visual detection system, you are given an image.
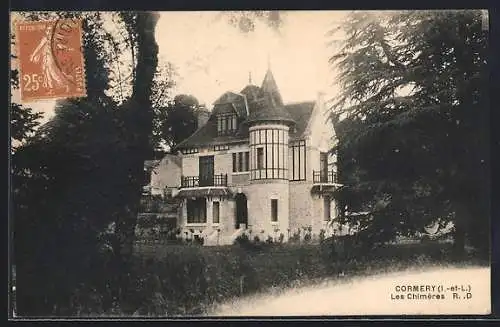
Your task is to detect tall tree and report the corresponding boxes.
[154,94,200,151]
[12,11,161,315]
[329,10,489,256]
[113,11,160,266]
[11,11,120,316]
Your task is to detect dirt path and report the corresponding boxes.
[208,266,490,316]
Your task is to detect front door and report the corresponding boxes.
[199,155,214,186]
[320,152,328,182]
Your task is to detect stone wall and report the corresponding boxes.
[178,196,236,245]
[245,180,289,241]
[289,181,314,232]
[150,155,182,192]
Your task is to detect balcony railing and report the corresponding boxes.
[313,170,337,184]
[181,174,228,188]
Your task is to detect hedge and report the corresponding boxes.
[62,240,487,317]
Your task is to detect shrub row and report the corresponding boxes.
[68,240,486,317]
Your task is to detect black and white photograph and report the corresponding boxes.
[9,10,491,318]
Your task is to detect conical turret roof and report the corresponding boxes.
[261,68,284,107]
[245,69,295,126]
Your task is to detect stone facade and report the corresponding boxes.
[145,70,342,245]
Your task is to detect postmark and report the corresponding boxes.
[15,19,86,102]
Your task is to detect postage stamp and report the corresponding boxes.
[15,19,86,102]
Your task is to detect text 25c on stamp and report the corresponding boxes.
[15,19,86,102]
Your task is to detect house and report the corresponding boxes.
[143,155,182,197]
[149,68,342,245]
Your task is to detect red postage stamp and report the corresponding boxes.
[15,19,86,102]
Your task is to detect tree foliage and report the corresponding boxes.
[329,10,489,255]
[12,11,162,316]
[153,94,200,151]
[219,10,285,34]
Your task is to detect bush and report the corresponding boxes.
[58,239,481,317]
[289,229,300,243]
[193,235,204,246]
[233,233,250,246]
[233,233,262,252]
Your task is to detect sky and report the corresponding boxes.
[155,11,345,106]
[13,11,347,123]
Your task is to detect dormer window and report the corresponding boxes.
[217,113,238,136]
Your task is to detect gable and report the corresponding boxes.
[212,103,237,116]
[306,101,337,151]
[213,91,248,117]
[241,85,264,104]
[284,101,315,139]
[173,114,249,151]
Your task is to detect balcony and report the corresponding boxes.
[311,170,342,196]
[181,174,228,188]
[313,170,337,184]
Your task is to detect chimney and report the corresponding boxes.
[197,104,210,129]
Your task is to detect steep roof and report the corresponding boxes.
[213,92,248,117]
[144,160,160,170]
[245,93,295,126]
[286,101,316,138]
[261,68,284,107]
[174,101,315,149]
[174,70,316,150]
[241,84,263,103]
[174,114,249,149]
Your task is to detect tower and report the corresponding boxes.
[244,69,295,239]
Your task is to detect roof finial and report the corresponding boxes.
[267,53,271,70]
[249,71,252,84]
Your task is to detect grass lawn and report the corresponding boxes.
[32,239,486,317]
[116,239,488,317]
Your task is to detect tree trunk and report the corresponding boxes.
[113,11,159,303]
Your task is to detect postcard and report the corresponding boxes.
[9,10,491,318]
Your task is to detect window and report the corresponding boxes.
[181,148,199,154]
[187,198,207,223]
[250,128,288,180]
[213,144,229,152]
[217,113,238,136]
[212,201,220,224]
[232,151,249,172]
[257,147,264,169]
[271,199,278,222]
[324,198,331,221]
[199,156,214,187]
[238,152,243,171]
[290,140,306,181]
